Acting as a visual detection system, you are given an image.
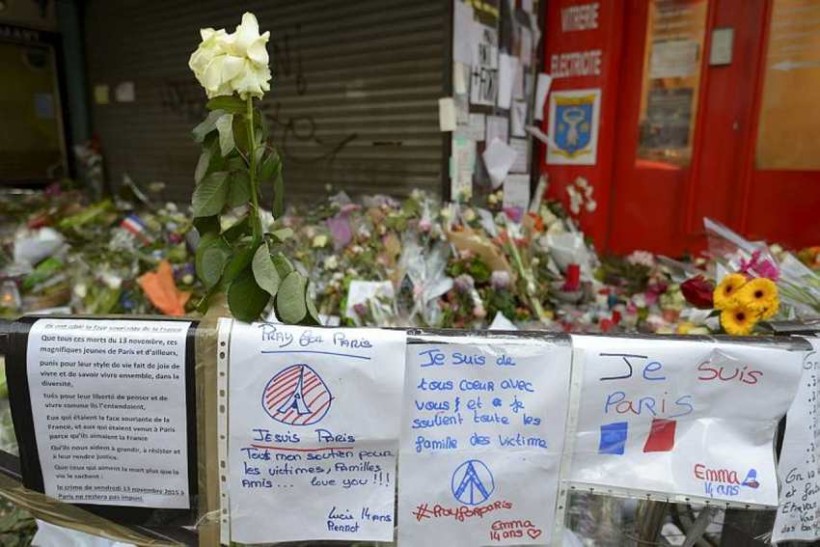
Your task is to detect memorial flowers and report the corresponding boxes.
[188,12,317,323]
[712,274,780,335]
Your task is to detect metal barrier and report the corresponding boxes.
[0,316,816,547]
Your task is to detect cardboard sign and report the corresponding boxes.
[221,321,406,544]
[398,335,573,546]
[569,335,804,506]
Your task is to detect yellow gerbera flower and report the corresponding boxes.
[713,273,748,310]
[720,302,758,336]
[734,277,779,320]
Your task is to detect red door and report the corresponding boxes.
[607,0,820,255]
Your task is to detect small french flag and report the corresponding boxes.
[120,214,153,244]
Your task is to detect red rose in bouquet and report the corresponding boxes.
[680,275,715,309]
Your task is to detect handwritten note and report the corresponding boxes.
[26,319,191,508]
[773,337,820,542]
[398,336,572,546]
[224,322,406,543]
[569,336,804,506]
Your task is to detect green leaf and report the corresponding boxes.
[195,236,230,288]
[258,149,280,182]
[272,251,295,278]
[270,227,294,243]
[223,216,250,243]
[273,165,284,218]
[216,113,235,156]
[192,171,229,217]
[222,243,258,285]
[252,243,281,297]
[275,271,307,324]
[193,215,220,238]
[192,110,223,142]
[228,269,270,322]
[227,171,252,207]
[194,147,211,184]
[233,114,250,154]
[305,284,321,325]
[206,95,246,114]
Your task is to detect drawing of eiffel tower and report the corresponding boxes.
[276,366,311,415]
[453,461,492,505]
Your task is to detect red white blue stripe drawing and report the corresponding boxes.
[262,364,332,426]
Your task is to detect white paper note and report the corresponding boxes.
[451,136,476,200]
[26,319,191,508]
[497,54,519,109]
[526,125,558,150]
[468,113,486,141]
[650,39,699,79]
[225,322,406,544]
[503,174,531,221]
[483,138,518,189]
[509,138,529,173]
[439,98,458,132]
[470,24,498,105]
[453,0,475,65]
[398,337,573,546]
[486,115,509,144]
[454,62,469,95]
[511,100,528,137]
[115,81,135,103]
[569,336,804,506]
[534,74,552,121]
[773,338,820,542]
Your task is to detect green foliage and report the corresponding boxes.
[191,98,316,323]
[192,171,229,217]
[228,269,270,322]
[252,242,281,296]
[206,95,246,114]
[195,236,230,289]
[276,271,308,324]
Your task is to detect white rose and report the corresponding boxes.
[188,13,272,100]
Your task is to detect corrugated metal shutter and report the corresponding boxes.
[84,0,448,204]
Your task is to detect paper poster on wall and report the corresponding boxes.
[511,100,528,137]
[453,0,475,65]
[439,98,457,132]
[486,115,509,144]
[509,138,529,173]
[398,335,573,547]
[222,321,406,544]
[497,53,519,109]
[470,25,498,105]
[20,319,193,510]
[773,337,820,542]
[503,174,531,221]
[569,336,804,506]
[546,89,600,166]
[649,39,699,79]
[534,73,552,121]
[468,113,486,141]
[451,135,476,200]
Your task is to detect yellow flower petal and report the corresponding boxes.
[720,303,759,336]
[713,273,748,310]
